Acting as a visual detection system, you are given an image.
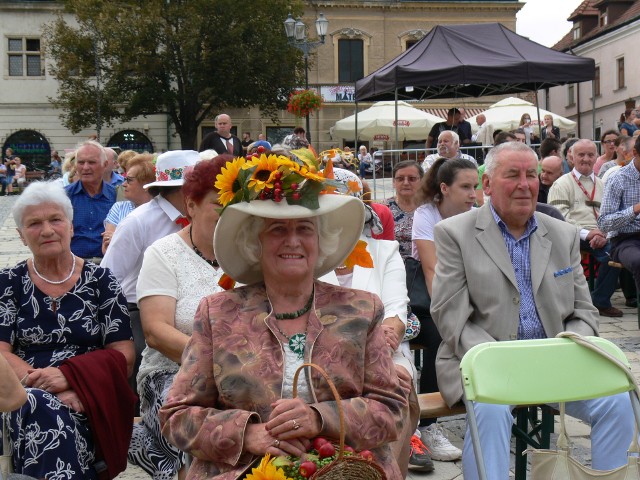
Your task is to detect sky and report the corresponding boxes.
[516,0,585,47]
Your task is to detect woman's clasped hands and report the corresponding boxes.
[24,366,84,412]
[245,398,323,458]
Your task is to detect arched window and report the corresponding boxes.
[107,130,154,153]
[2,130,51,171]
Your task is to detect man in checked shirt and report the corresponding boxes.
[598,135,640,295]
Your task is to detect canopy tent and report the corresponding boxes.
[330,101,445,141]
[470,97,576,133]
[355,23,595,102]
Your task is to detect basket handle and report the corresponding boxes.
[293,362,345,460]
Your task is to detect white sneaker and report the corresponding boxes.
[420,423,462,461]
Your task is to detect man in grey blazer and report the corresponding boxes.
[431,142,634,479]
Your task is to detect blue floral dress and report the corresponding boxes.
[0,260,132,480]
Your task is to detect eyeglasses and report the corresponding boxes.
[124,176,137,183]
[394,176,420,183]
[603,140,616,144]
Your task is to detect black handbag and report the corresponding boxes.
[405,257,431,319]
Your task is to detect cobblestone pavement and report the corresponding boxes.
[1,195,639,479]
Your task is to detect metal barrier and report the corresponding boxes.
[367,140,603,201]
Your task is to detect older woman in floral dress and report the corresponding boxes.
[0,181,134,479]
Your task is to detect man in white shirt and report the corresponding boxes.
[101,150,199,398]
[472,114,494,146]
[548,139,622,318]
[422,130,477,172]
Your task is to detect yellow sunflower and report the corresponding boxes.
[299,166,325,183]
[215,157,246,206]
[245,154,281,193]
[244,454,292,480]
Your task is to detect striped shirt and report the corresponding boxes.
[490,203,546,340]
[105,201,135,227]
[598,161,640,236]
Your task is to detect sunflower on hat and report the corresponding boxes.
[215,152,339,211]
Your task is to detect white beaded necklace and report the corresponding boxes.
[32,255,76,285]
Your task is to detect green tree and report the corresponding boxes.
[43,0,305,149]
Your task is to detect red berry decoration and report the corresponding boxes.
[359,450,374,461]
[273,195,283,203]
[257,146,265,153]
[292,192,301,201]
[312,437,329,451]
[299,460,317,478]
[318,442,336,458]
[274,188,282,196]
[290,183,299,190]
[274,171,283,180]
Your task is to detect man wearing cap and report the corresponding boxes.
[101,150,199,397]
[65,140,116,261]
[426,107,467,149]
[199,113,243,156]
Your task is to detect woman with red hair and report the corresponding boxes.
[128,155,231,479]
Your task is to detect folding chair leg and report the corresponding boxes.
[514,409,528,480]
[464,398,488,480]
[637,290,639,330]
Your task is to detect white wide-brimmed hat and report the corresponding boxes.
[144,150,200,189]
[214,194,364,285]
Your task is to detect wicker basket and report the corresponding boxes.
[293,363,387,480]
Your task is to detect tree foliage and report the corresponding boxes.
[43,0,305,148]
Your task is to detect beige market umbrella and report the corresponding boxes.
[331,101,445,142]
[469,97,576,133]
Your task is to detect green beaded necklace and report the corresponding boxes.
[272,289,314,361]
[274,290,314,320]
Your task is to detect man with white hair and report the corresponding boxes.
[65,140,116,260]
[548,139,622,317]
[432,141,633,480]
[103,147,125,187]
[422,130,477,172]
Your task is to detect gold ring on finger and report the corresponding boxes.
[292,419,301,430]
[273,439,280,448]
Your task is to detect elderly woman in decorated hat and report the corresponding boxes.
[160,152,406,479]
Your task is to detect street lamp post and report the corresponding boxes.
[283,12,328,143]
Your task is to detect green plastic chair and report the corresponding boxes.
[460,335,640,480]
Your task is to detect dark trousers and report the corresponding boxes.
[412,311,442,427]
[128,302,144,415]
[580,240,619,308]
[612,234,640,292]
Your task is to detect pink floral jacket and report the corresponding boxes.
[159,281,406,480]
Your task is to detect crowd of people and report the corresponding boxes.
[0,107,639,480]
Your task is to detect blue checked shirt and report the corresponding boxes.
[490,203,547,340]
[65,181,116,258]
[598,161,640,236]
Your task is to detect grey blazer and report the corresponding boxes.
[431,204,599,406]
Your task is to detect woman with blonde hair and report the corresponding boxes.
[541,114,560,141]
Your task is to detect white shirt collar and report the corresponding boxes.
[156,195,183,221]
[571,168,595,182]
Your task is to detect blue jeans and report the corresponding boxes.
[462,393,635,479]
[581,240,619,308]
